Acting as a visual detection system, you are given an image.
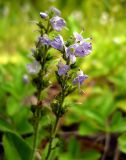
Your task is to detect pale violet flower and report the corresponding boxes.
[50,35,64,51]
[65,44,78,63]
[23,74,29,84]
[27,61,41,74]
[66,34,92,60]
[73,32,83,43]
[50,16,66,31]
[57,61,70,76]
[66,44,78,58]
[69,54,76,64]
[75,42,92,57]
[50,7,61,16]
[39,34,50,46]
[73,32,92,43]
[22,74,29,84]
[73,70,88,85]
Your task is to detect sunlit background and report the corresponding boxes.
[0,0,126,159]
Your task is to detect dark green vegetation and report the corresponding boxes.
[0,0,126,159]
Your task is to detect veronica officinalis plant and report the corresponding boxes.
[26,7,92,160]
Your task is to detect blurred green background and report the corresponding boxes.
[0,0,126,159]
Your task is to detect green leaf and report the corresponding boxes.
[82,150,101,160]
[0,118,13,132]
[78,121,99,136]
[6,97,20,116]
[67,137,81,159]
[3,132,32,160]
[59,154,72,160]
[117,100,126,112]
[110,111,126,133]
[12,107,33,134]
[98,93,114,118]
[83,110,104,126]
[118,133,126,153]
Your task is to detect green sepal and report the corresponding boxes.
[51,101,59,116]
[55,71,62,85]
[58,105,68,117]
[46,53,53,61]
[65,86,77,96]
[70,63,77,69]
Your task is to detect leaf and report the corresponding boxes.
[6,97,21,116]
[110,111,126,133]
[82,150,101,160]
[3,132,32,160]
[83,109,104,127]
[67,136,83,159]
[12,107,33,134]
[0,118,13,132]
[117,100,126,112]
[118,133,126,153]
[69,103,104,127]
[98,93,114,118]
[59,154,72,160]
[78,121,99,136]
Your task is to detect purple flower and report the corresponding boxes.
[73,32,83,43]
[57,61,70,76]
[27,61,41,74]
[75,42,92,57]
[50,16,66,31]
[69,54,76,64]
[73,70,88,85]
[40,12,48,19]
[39,34,50,46]
[50,35,64,51]
[66,44,78,58]
[65,44,78,63]
[50,7,61,16]
[73,32,92,43]
[23,74,29,84]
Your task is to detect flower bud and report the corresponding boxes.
[40,12,48,19]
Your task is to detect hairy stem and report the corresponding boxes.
[32,118,39,160]
[45,116,59,160]
[32,90,41,160]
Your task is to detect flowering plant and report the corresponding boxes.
[27,7,92,160]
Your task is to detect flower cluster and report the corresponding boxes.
[26,7,93,117]
[26,7,92,160]
[27,8,92,86]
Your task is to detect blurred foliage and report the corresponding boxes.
[0,0,126,159]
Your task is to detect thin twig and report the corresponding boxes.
[101,132,111,160]
[113,145,120,160]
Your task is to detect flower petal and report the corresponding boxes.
[50,16,66,31]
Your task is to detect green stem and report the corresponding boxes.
[32,91,41,160]
[45,116,59,160]
[46,20,50,34]
[31,19,51,160]
[32,118,39,160]
[32,41,48,160]
[45,75,66,159]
